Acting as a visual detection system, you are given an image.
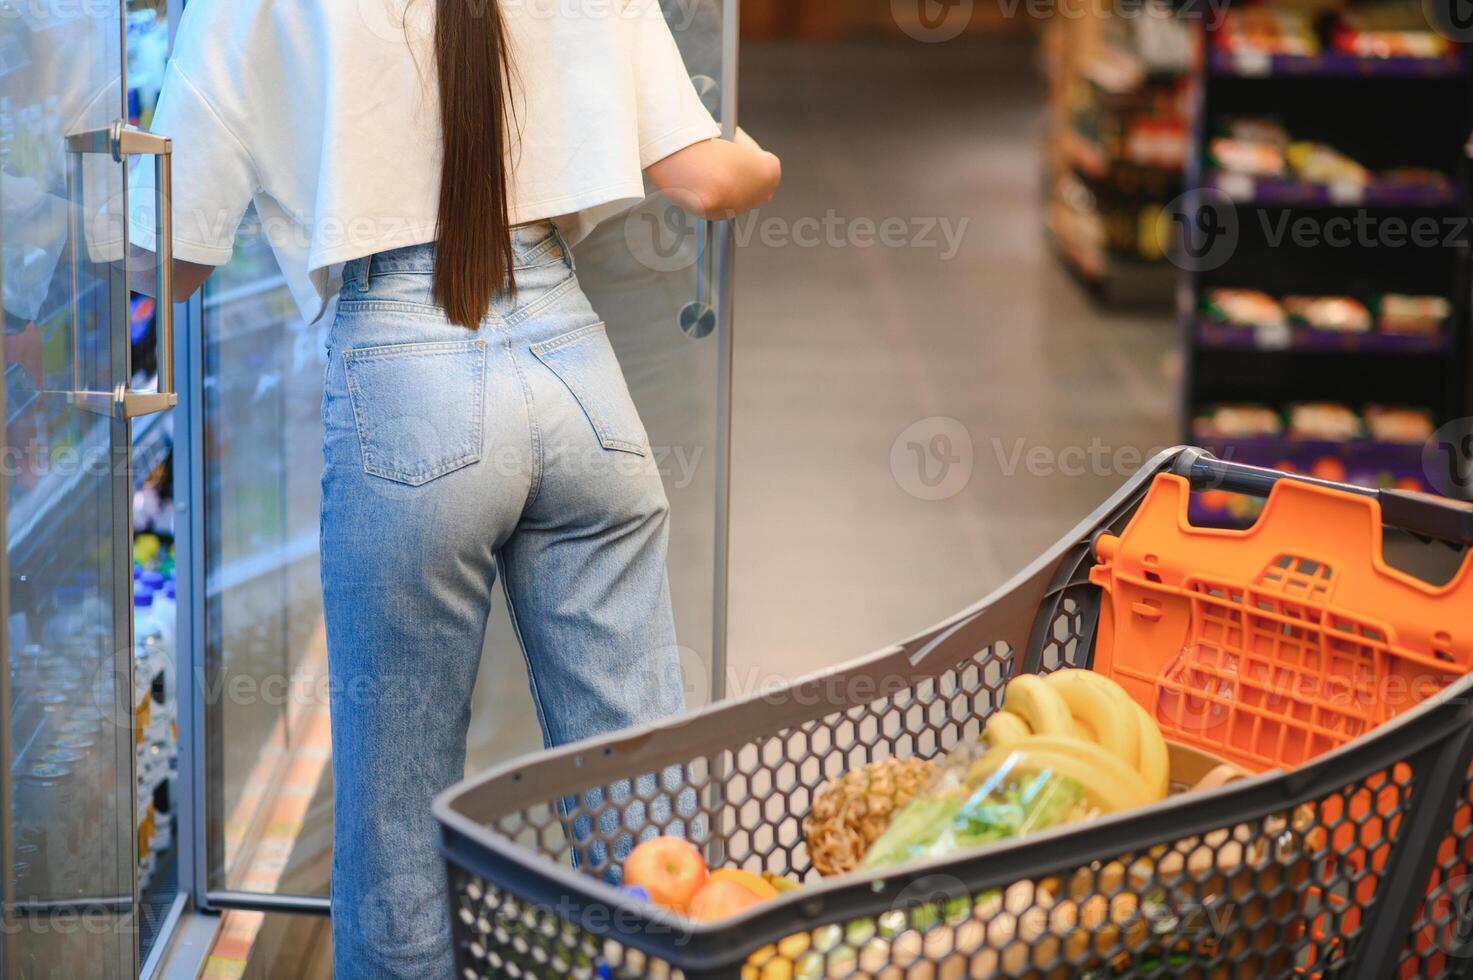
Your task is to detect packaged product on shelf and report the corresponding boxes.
[1377,294,1450,335]
[1288,402,1363,441]
[1215,8,1318,56]
[1209,118,1288,177]
[1285,141,1370,186]
[1364,405,1436,444]
[1377,167,1452,193]
[1332,6,1450,59]
[1282,295,1372,334]
[1202,288,1286,328]
[1193,403,1283,440]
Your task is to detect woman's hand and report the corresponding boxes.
[645,128,781,220]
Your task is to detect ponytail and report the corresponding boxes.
[432,0,516,327]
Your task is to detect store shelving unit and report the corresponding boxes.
[1180,5,1473,525]
[1044,0,1192,305]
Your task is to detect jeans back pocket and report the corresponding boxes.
[342,339,488,486]
[531,324,648,456]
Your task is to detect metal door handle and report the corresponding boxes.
[679,217,722,340]
[66,120,176,419]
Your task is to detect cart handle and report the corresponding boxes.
[1173,447,1473,547]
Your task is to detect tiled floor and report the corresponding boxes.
[725,38,1178,688]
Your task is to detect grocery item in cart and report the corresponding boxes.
[1378,293,1450,335]
[1201,287,1286,328]
[1364,405,1436,444]
[1286,141,1370,186]
[1214,8,1318,55]
[802,757,935,876]
[860,672,1170,870]
[1287,401,1362,441]
[621,837,708,913]
[1193,403,1283,440]
[1282,295,1372,334]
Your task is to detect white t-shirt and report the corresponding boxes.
[133,0,720,321]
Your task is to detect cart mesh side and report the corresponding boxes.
[437,450,1473,980]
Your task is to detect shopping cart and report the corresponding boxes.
[435,447,1473,979]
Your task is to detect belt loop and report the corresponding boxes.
[555,224,577,273]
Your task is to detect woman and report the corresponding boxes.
[141,0,780,974]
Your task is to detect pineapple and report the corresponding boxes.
[803,757,936,877]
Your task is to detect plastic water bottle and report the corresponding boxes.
[154,580,177,704]
[133,590,164,698]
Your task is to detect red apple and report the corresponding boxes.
[623,837,708,912]
[686,879,765,922]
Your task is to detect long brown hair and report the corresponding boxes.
[433,0,516,328]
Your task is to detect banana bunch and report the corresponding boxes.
[978,670,1170,811]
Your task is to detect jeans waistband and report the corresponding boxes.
[342,221,569,289]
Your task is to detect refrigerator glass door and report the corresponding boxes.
[466,0,738,774]
[0,0,139,976]
[195,0,736,908]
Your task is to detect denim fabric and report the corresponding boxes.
[320,223,685,979]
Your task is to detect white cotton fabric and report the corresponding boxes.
[132,0,720,320]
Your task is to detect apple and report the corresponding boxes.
[686,878,766,922]
[622,837,708,912]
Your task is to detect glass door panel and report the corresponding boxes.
[1,0,138,976]
[197,219,331,900]
[195,0,735,907]
[467,0,736,765]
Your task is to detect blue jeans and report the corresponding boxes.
[320,224,685,979]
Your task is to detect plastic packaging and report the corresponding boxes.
[1283,295,1371,334]
[860,740,1111,870]
[1378,294,1450,335]
[1202,288,1285,329]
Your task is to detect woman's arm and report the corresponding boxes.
[172,261,214,302]
[646,128,781,219]
[128,257,215,304]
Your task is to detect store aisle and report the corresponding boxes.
[727,38,1177,687]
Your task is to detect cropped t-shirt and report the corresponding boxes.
[132,0,721,320]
